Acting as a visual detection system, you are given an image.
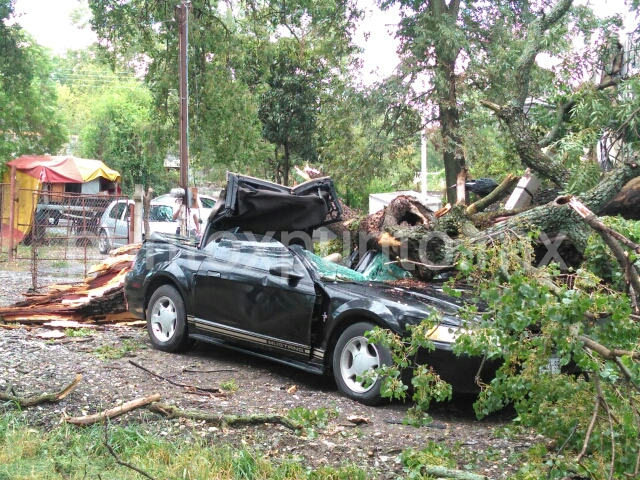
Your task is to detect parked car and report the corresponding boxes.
[123,173,490,405]
[98,199,178,254]
[152,193,217,223]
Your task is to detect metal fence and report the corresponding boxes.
[1,188,129,289]
[0,183,9,263]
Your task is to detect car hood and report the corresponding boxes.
[323,280,465,321]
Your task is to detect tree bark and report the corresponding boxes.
[430,0,465,205]
[66,393,162,426]
[283,142,290,186]
[481,102,570,186]
[149,402,302,431]
[600,177,640,220]
[466,174,519,215]
[0,374,82,408]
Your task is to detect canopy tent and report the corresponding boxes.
[6,156,121,183]
[1,156,121,243]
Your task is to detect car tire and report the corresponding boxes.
[98,229,110,254]
[146,285,190,353]
[332,322,392,406]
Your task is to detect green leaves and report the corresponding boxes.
[0,23,66,168]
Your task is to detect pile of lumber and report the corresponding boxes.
[0,243,144,329]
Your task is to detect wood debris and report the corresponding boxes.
[0,245,141,327]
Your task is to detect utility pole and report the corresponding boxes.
[420,128,427,197]
[176,1,190,235]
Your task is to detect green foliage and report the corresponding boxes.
[286,407,338,438]
[0,5,67,168]
[258,40,323,184]
[385,229,640,477]
[63,328,94,338]
[365,317,452,426]
[451,234,640,478]
[582,216,640,289]
[93,339,143,360]
[400,442,456,478]
[220,378,239,393]
[565,161,602,195]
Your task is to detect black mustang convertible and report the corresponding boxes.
[124,173,487,405]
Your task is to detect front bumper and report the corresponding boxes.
[416,347,499,394]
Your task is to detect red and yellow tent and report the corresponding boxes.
[1,156,121,242]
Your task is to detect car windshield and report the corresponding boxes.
[149,205,174,222]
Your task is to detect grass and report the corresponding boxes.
[0,414,368,479]
[93,339,144,360]
[220,378,239,393]
[64,327,94,337]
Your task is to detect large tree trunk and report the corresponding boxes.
[427,0,464,205]
[600,177,640,219]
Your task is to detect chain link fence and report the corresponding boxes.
[1,189,129,289]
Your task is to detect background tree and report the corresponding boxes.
[0,0,66,168]
[258,41,323,185]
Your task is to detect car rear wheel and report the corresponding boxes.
[98,229,110,254]
[332,322,392,405]
[147,285,190,353]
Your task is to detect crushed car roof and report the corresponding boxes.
[208,172,342,233]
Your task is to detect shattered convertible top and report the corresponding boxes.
[207,172,343,234]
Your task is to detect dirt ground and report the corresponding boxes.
[0,322,545,479]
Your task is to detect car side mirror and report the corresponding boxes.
[269,264,304,283]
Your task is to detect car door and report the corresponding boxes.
[113,202,130,247]
[193,233,316,359]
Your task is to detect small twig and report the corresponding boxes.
[594,376,616,480]
[128,360,222,395]
[182,367,238,374]
[557,421,579,456]
[474,353,487,386]
[614,357,640,395]
[577,371,600,463]
[103,419,156,480]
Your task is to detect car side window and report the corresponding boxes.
[108,203,121,219]
[116,203,128,221]
[213,233,294,272]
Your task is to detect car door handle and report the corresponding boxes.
[207,271,221,278]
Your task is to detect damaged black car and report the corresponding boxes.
[124,173,489,405]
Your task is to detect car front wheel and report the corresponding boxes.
[98,229,110,254]
[332,322,392,405]
[146,285,190,353]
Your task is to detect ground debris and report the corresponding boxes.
[0,246,140,325]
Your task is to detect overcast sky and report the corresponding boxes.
[10,0,636,85]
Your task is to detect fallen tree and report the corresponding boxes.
[0,244,143,328]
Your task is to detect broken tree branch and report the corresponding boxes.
[0,374,82,407]
[466,174,519,215]
[561,196,640,253]
[414,465,488,480]
[561,196,640,299]
[66,393,162,426]
[577,335,640,361]
[148,402,302,432]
